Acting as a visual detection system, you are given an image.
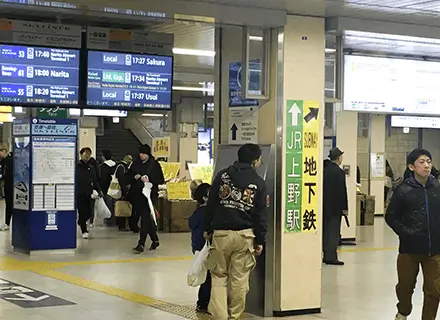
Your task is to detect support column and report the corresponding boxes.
[369,114,386,215]
[336,111,357,239]
[275,15,325,315]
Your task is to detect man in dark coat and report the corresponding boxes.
[0,143,12,231]
[129,144,165,253]
[386,149,440,320]
[323,147,348,266]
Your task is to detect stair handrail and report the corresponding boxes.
[134,118,155,139]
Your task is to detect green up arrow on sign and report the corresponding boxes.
[37,107,67,119]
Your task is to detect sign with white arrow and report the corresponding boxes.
[228,106,259,145]
[0,278,75,308]
[288,102,301,126]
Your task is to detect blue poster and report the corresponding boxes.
[13,136,30,210]
[229,60,260,107]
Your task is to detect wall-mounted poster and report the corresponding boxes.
[13,136,30,211]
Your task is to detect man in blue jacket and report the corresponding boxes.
[386,148,440,320]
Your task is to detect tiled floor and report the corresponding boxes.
[0,217,426,319]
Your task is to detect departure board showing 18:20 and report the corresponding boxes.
[0,44,80,105]
[87,51,173,109]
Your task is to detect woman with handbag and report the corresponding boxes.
[114,154,133,231]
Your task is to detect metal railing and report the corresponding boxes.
[124,118,156,146]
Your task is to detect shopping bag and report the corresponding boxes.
[187,242,210,287]
[94,197,111,219]
[115,200,132,217]
[107,165,123,200]
[91,190,100,200]
[142,181,157,226]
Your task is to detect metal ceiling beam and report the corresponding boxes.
[326,16,440,40]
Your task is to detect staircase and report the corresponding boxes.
[96,119,141,162]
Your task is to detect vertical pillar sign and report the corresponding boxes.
[284,100,320,233]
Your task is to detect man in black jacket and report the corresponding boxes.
[130,144,165,253]
[323,147,348,266]
[77,147,101,239]
[386,148,440,320]
[205,143,267,320]
[0,143,12,231]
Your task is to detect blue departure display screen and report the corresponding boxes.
[87,51,172,109]
[0,44,80,105]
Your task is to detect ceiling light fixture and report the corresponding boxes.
[325,48,336,53]
[173,48,215,57]
[249,36,263,41]
[141,113,166,117]
[173,86,214,93]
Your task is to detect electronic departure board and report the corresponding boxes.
[87,51,172,109]
[0,44,80,105]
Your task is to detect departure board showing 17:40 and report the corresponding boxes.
[0,44,80,105]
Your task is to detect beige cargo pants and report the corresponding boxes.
[206,229,257,320]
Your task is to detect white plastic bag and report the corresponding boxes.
[91,190,100,200]
[187,242,210,287]
[94,197,111,219]
[107,164,123,200]
[142,181,157,226]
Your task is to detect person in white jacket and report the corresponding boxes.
[100,150,117,226]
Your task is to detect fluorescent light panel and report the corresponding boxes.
[141,113,166,117]
[249,36,263,41]
[172,86,214,92]
[172,48,215,57]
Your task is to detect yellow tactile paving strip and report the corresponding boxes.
[0,246,397,319]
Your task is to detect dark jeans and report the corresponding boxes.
[323,214,342,261]
[104,195,116,226]
[198,271,211,309]
[116,217,128,229]
[77,195,92,234]
[130,195,158,246]
[89,199,95,224]
[4,189,12,226]
[396,253,440,319]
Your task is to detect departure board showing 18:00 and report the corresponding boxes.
[87,51,173,109]
[0,44,80,105]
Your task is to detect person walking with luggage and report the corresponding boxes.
[386,148,440,320]
[189,183,211,314]
[322,147,348,266]
[205,143,267,320]
[100,150,117,226]
[130,144,165,253]
[77,147,102,239]
[0,143,13,231]
[115,154,133,231]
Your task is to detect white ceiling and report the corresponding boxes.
[186,0,440,27]
[149,21,215,85]
[341,31,440,57]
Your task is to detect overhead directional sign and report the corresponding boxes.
[228,106,259,145]
[0,278,75,308]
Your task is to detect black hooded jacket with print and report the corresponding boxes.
[204,162,268,245]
